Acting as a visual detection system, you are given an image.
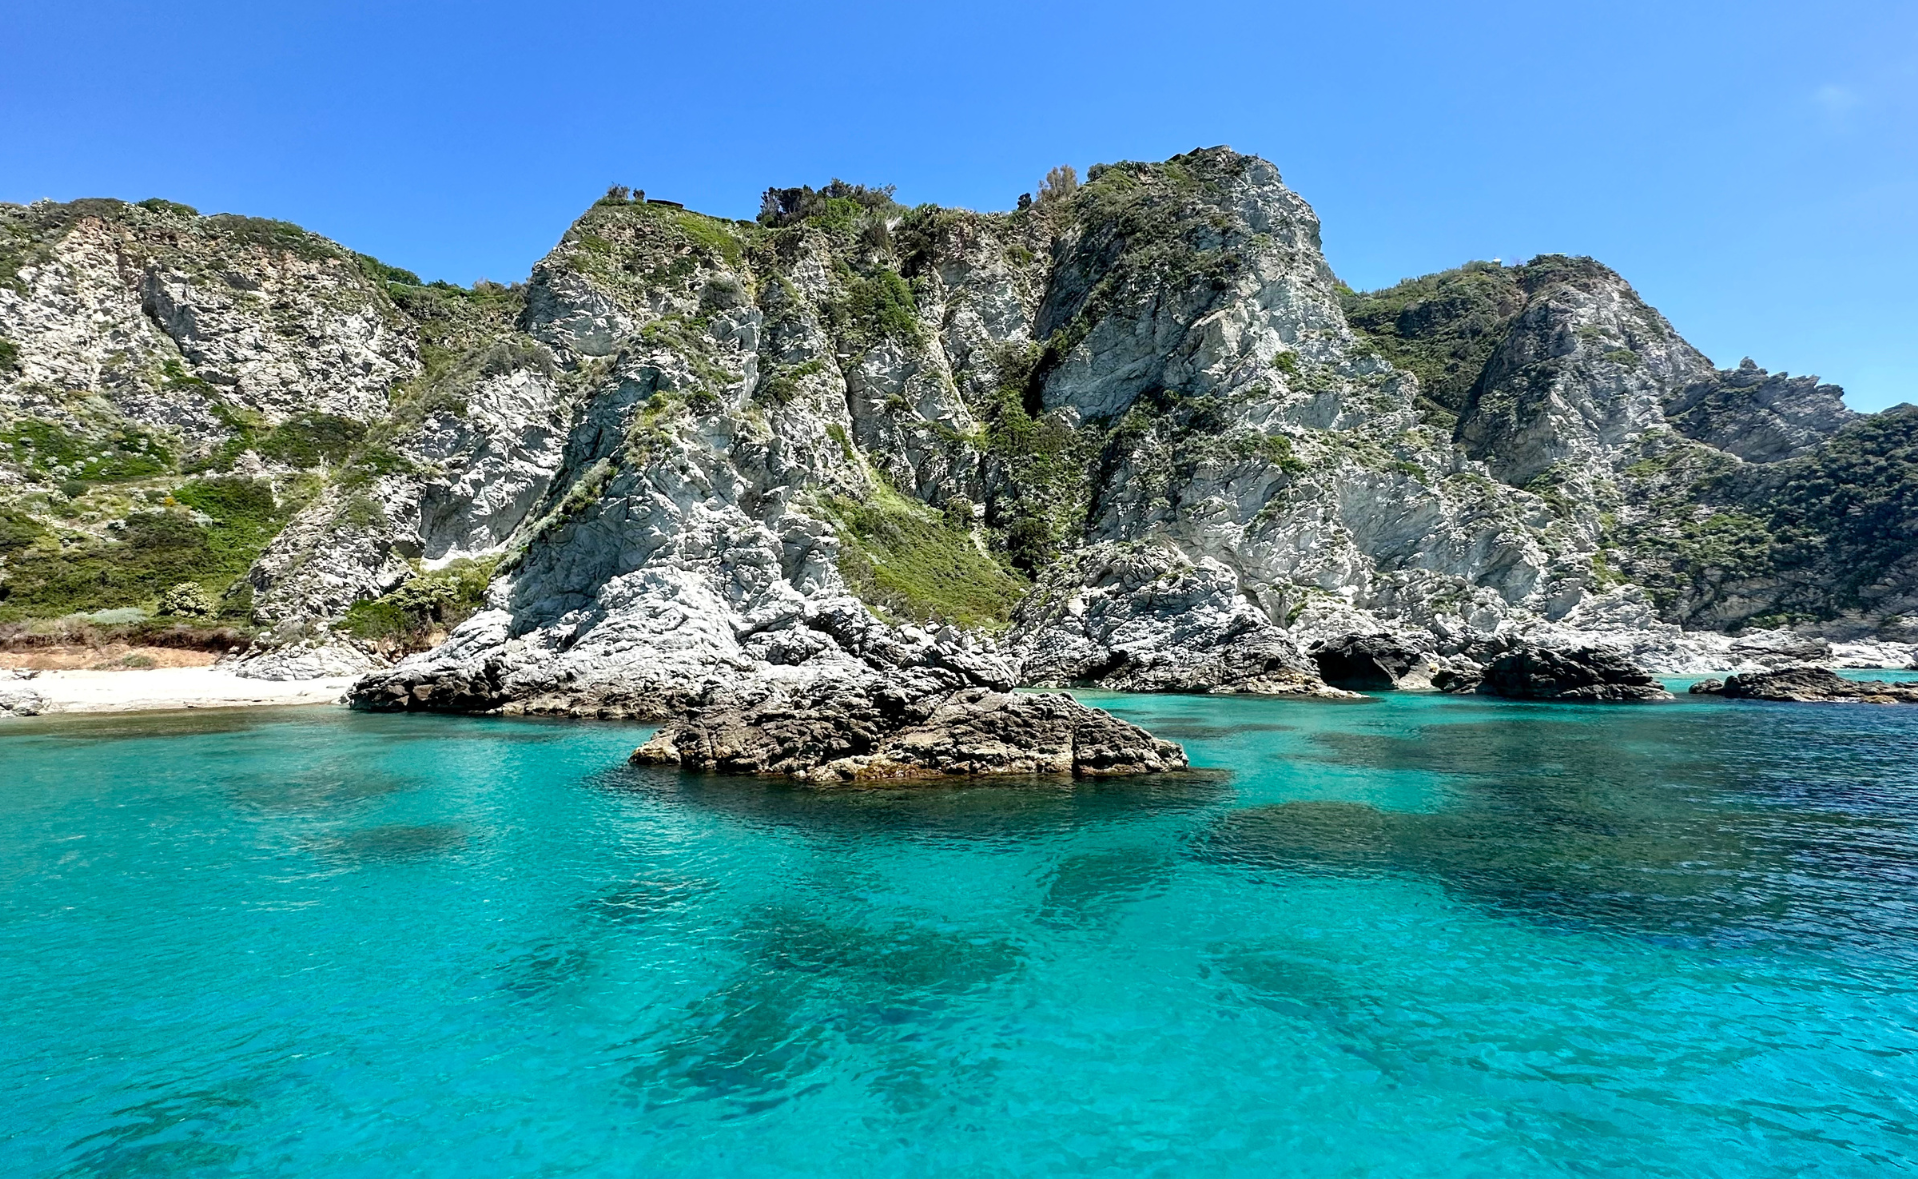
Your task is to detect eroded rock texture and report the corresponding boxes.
[631,679,1186,782]
[1693,666,1918,704]
[6,147,1916,726]
[1442,645,1673,702]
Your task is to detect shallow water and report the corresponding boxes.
[4,689,1917,1177]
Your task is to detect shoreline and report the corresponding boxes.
[5,661,1915,724]
[1,666,358,718]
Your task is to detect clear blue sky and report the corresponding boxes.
[6,1,1915,410]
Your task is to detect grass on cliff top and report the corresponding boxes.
[0,477,300,622]
[820,485,1027,631]
[1340,255,1631,429]
[1339,261,1524,424]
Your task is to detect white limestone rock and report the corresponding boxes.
[233,642,386,681]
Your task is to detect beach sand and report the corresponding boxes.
[4,666,357,715]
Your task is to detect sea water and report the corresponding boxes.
[3,684,1917,1177]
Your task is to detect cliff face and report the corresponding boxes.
[3,148,1913,712]
[1343,258,1909,636]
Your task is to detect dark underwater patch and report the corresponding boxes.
[59,1085,254,1179]
[1194,793,1841,945]
[227,767,417,814]
[1136,720,1297,741]
[582,875,714,926]
[1208,945,1353,1021]
[1040,849,1175,927]
[320,822,467,862]
[499,938,594,999]
[618,905,1022,1113]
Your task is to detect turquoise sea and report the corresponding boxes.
[5,679,1918,1177]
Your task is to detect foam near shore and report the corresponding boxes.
[1,666,354,717]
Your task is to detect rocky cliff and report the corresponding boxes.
[1343,258,1915,637]
[3,148,1913,715]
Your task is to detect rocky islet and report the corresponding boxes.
[1690,666,1918,704]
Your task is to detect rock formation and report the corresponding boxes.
[1,670,45,716]
[1690,666,1918,704]
[4,149,1915,726]
[1308,632,1443,691]
[1439,645,1673,701]
[631,678,1186,783]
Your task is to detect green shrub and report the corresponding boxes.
[356,254,422,286]
[824,423,855,462]
[980,386,1096,575]
[758,180,899,228]
[335,444,418,488]
[203,214,339,262]
[1339,261,1525,421]
[219,580,255,620]
[157,581,217,618]
[5,417,174,482]
[88,607,149,626]
[334,557,498,651]
[0,477,290,622]
[257,412,366,467]
[1037,165,1079,205]
[0,507,44,551]
[755,358,826,405]
[337,493,387,528]
[832,268,921,348]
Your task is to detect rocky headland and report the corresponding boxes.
[4,149,1916,745]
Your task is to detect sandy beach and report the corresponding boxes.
[1,666,357,716]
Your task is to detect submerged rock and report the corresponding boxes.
[631,679,1186,784]
[1444,645,1672,702]
[1693,666,1918,704]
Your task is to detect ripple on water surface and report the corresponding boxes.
[3,693,1917,1177]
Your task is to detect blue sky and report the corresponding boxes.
[5,1,1915,410]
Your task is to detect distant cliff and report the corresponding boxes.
[2,148,1912,713]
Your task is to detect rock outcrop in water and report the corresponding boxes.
[1690,666,1918,704]
[1309,632,1441,691]
[631,678,1186,782]
[1440,645,1673,702]
[4,148,1916,729]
